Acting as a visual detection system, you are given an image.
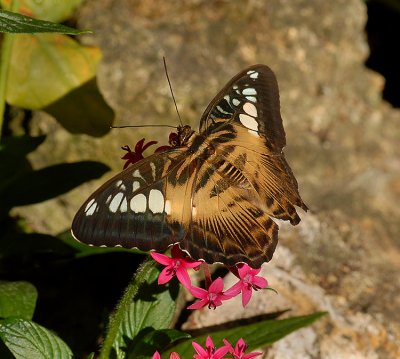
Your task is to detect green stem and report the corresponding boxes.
[0,0,20,139]
[99,259,154,359]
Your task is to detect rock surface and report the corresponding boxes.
[20,0,400,357]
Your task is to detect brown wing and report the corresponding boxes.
[71,148,193,252]
[178,65,307,267]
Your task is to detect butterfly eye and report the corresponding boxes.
[169,132,179,146]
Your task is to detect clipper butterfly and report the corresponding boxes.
[71,65,307,268]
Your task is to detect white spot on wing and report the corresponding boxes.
[86,202,97,216]
[109,192,124,213]
[250,72,259,79]
[120,197,128,212]
[149,189,165,213]
[133,169,144,181]
[116,180,122,187]
[246,96,256,102]
[150,162,156,180]
[232,98,240,106]
[106,195,112,204]
[84,198,95,213]
[132,181,140,192]
[243,102,257,117]
[224,95,230,102]
[247,70,255,74]
[130,194,147,213]
[217,105,230,115]
[239,114,259,132]
[165,200,171,215]
[242,88,257,95]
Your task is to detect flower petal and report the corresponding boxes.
[242,286,253,307]
[209,277,224,293]
[152,351,161,359]
[253,276,268,289]
[187,299,208,310]
[150,252,173,266]
[192,341,208,356]
[190,286,208,298]
[175,267,192,289]
[224,281,242,297]
[158,266,174,285]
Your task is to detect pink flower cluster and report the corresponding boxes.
[150,245,268,310]
[152,336,261,359]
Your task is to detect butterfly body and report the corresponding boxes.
[72,65,307,268]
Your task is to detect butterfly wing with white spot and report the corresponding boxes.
[71,148,195,252]
[181,65,308,267]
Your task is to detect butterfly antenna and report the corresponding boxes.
[111,124,177,129]
[163,57,183,127]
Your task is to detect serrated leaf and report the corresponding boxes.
[110,262,179,359]
[0,318,72,359]
[169,312,327,357]
[1,0,84,23]
[44,78,114,137]
[0,9,89,34]
[0,281,38,320]
[0,161,110,209]
[6,33,101,109]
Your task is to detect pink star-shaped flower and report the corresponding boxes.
[192,336,229,359]
[150,245,202,289]
[226,264,268,307]
[187,277,234,310]
[223,338,262,359]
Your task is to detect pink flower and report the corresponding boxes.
[226,264,268,307]
[152,352,181,359]
[187,277,234,310]
[150,245,202,289]
[223,338,262,359]
[192,336,229,359]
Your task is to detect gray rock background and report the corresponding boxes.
[18,0,400,357]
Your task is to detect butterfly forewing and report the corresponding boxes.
[72,149,190,251]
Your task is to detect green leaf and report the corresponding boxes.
[111,263,180,359]
[6,33,101,109]
[44,78,114,137]
[0,9,89,34]
[0,161,110,209]
[98,260,179,359]
[127,329,190,359]
[169,312,327,357]
[1,0,84,23]
[0,318,72,359]
[0,281,38,320]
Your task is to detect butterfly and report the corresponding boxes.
[71,65,308,268]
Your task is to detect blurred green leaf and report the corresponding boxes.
[0,318,72,359]
[44,78,114,136]
[0,161,110,209]
[0,281,37,320]
[6,33,101,109]
[1,0,84,23]
[0,9,89,34]
[170,312,327,356]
